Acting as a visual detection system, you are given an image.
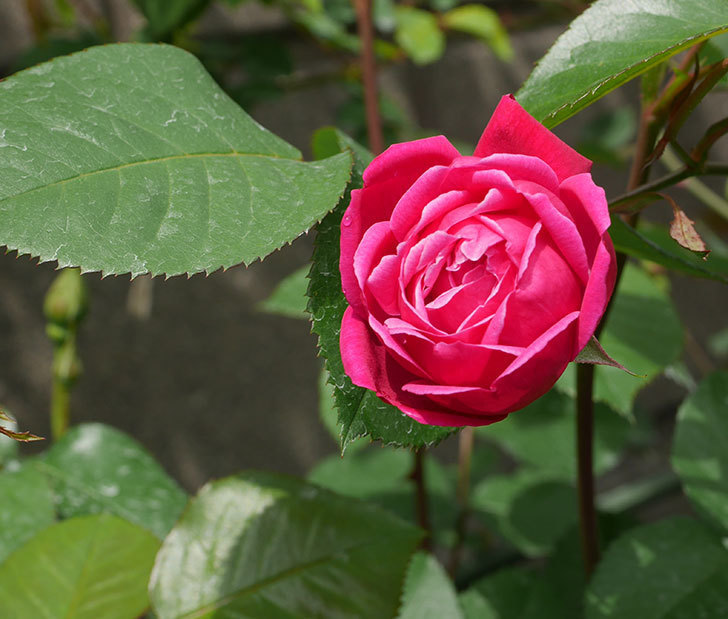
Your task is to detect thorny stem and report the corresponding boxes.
[352,0,384,155]
[411,448,432,551]
[448,426,475,577]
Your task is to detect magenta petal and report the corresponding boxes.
[521,190,589,284]
[389,167,453,241]
[366,254,401,316]
[353,221,396,293]
[363,135,460,187]
[474,95,591,182]
[340,306,381,393]
[559,174,610,261]
[577,238,616,350]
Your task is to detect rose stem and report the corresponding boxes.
[352,0,384,155]
[411,448,433,551]
[575,363,599,576]
[448,426,475,577]
[576,65,671,577]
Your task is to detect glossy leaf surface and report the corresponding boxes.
[672,372,728,531]
[517,0,728,126]
[41,423,187,539]
[586,517,728,619]
[0,464,55,563]
[0,44,352,277]
[0,514,159,619]
[149,472,422,618]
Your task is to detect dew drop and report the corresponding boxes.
[342,215,352,227]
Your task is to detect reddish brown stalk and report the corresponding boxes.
[352,0,384,155]
[411,448,432,551]
[576,363,599,577]
[448,426,475,576]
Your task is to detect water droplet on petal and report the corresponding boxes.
[342,215,352,227]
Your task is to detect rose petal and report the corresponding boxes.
[577,237,617,350]
[353,221,397,295]
[366,254,401,316]
[363,135,460,187]
[479,153,560,193]
[390,168,460,241]
[491,311,579,409]
[474,95,591,182]
[521,190,589,284]
[559,174,610,261]
[498,228,582,346]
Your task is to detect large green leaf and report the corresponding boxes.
[0,464,56,563]
[672,372,728,532]
[0,44,352,277]
[397,552,463,619]
[586,517,728,619]
[149,472,422,618]
[0,514,160,619]
[308,129,456,450]
[40,423,187,539]
[517,0,728,126]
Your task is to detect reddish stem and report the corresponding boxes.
[352,0,384,155]
[411,448,432,551]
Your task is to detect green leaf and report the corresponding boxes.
[459,567,537,619]
[609,217,728,283]
[394,7,445,65]
[149,471,422,618]
[257,264,309,318]
[0,514,160,619]
[307,134,456,450]
[459,529,587,619]
[312,126,374,173]
[40,423,187,539]
[517,0,728,127]
[132,0,212,40]
[672,372,728,532]
[397,552,463,619]
[0,464,56,563]
[586,517,728,619]
[558,263,682,417]
[478,390,631,478]
[441,5,513,61]
[308,447,412,498]
[0,43,352,277]
[471,469,578,556]
[663,570,728,619]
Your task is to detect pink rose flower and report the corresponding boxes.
[339,95,617,427]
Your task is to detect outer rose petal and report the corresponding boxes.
[577,238,617,351]
[474,95,591,182]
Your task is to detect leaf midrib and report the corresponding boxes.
[180,538,384,618]
[0,150,291,205]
